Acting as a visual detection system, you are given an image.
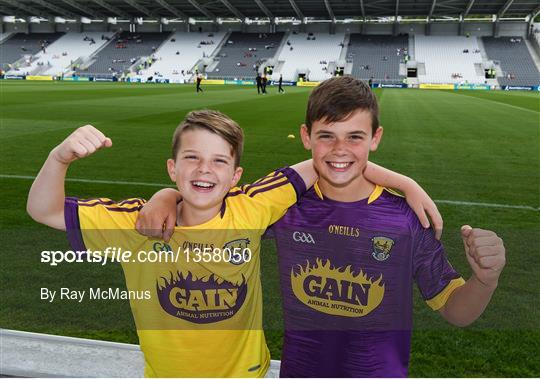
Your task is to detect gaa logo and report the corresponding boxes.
[292,231,315,244]
[153,242,173,252]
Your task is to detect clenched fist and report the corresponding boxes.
[52,125,112,164]
[461,225,506,288]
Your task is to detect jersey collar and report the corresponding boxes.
[313,180,384,204]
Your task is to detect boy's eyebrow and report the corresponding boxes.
[348,130,368,135]
[181,149,232,160]
[315,129,367,135]
[213,154,233,160]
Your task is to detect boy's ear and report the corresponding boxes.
[370,126,383,152]
[300,124,312,150]
[231,166,243,188]
[167,159,177,182]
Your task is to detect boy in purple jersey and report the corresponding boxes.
[135,77,506,377]
[266,76,505,377]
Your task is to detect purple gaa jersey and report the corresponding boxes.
[270,183,465,377]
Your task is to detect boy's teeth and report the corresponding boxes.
[193,181,214,188]
[329,162,350,169]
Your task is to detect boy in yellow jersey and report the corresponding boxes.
[27,109,439,377]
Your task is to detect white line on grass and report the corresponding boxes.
[1,174,538,211]
[434,199,538,211]
[0,174,172,188]
[448,91,540,115]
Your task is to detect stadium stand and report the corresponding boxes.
[76,32,171,78]
[0,32,64,72]
[533,26,540,48]
[12,32,116,76]
[138,31,225,83]
[206,32,285,79]
[0,31,13,43]
[482,36,540,86]
[415,35,486,84]
[274,32,344,82]
[348,34,408,83]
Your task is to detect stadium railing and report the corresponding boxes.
[0,328,281,377]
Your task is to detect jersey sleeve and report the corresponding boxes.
[64,197,146,252]
[228,167,307,230]
[411,220,465,311]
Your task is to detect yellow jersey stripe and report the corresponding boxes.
[426,277,466,311]
[78,198,145,209]
[252,170,279,184]
[367,185,384,204]
[245,172,286,191]
[314,181,324,200]
[246,175,289,197]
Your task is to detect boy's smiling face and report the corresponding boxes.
[301,109,383,198]
[167,128,243,215]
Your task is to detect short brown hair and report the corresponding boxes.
[305,76,379,135]
[172,110,244,167]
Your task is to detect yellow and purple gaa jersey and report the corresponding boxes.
[64,167,306,378]
[270,183,465,378]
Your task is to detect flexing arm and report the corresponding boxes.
[27,125,112,230]
[439,226,505,326]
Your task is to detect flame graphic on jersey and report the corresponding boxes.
[291,258,384,317]
[157,271,247,323]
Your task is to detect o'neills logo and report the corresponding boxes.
[291,259,384,317]
[157,271,247,323]
[328,224,360,238]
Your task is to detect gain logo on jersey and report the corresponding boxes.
[371,236,394,262]
[291,258,384,317]
[157,271,247,323]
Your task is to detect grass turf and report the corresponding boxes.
[1,81,539,376]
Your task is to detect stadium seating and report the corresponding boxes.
[138,31,225,82]
[533,28,540,48]
[12,32,115,76]
[482,37,540,86]
[415,35,485,84]
[0,31,13,43]
[76,32,171,78]
[206,32,285,79]
[348,34,408,83]
[0,32,64,72]
[275,32,345,82]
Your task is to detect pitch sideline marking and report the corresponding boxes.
[1,174,538,211]
[448,90,540,116]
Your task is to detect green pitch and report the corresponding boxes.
[1,81,539,376]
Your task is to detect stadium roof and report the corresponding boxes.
[1,0,539,21]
